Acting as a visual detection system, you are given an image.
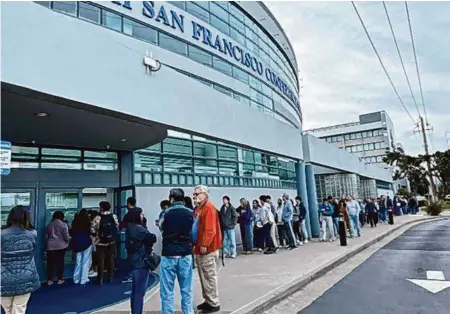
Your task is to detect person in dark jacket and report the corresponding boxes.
[408,197,418,215]
[159,188,194,314]
[46,210,70,285]
[219,196,238,258]
[71,208,92,285]
[236,198,253,254]
[1,206,40,314]
[126,210,157,314]
[329,196,340,238]
[365,199,378,227]
[120,197,147,229]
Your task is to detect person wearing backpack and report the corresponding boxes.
[219,196,238,259]
[192,185,222,314]
[91,201,119,285]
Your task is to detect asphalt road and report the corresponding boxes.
[299,218,450,314]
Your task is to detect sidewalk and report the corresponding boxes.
[98,214,439,314]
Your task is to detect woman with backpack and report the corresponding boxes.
[71,209,92,285]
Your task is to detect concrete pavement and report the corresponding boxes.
[299,218,450,314]
[97,213,440,314]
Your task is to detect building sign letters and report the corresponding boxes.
[111,1,299,107]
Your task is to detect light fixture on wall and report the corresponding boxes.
[35,112,48,117]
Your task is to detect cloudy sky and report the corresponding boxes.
[266,1,450,155]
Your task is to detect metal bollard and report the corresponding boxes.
[339,215,347,246]
[388,209,394,225]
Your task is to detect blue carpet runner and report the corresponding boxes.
[3,272,159,314]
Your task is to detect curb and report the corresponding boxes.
[236,216,447,314]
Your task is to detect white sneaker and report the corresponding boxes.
[299,241,304,246]
[304,239,309,244]
[88,271,97,278]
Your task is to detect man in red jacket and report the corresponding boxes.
[193,185,222,314]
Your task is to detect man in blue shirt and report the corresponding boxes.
[160,188,194,314]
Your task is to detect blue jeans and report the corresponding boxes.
[73,245,92,284]
[240,223,253,251]
[223,229,237,257]
[332,217,340,237]
[349,214,361,237]
[131,268,150,314]
[301,220,309,240]
[160,255,194,314]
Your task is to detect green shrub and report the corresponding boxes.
[418,199,427,208]
[424,202,443,216]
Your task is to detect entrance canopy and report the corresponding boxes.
[1,83,167,151]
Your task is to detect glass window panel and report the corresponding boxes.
[83,162,116,171]
[194,1,209,9]
[218,145,238,161]
[123,18,158,44]
[229,27,245,46]
[344,134,350,140]
[232,66,249,84]
[215,1,229,9]
[164,174,171,184]
[193,142,217,158]
[179,175,186,185]
[53,1,77,15]
[41,163,82,170]
[42,148,81,157]
[163,138,192,156]
[213,56,232,76]
[229,14,245,33]
[84,151,118,160]
[134,173,142,185]
[262,83,272,98]
[134,153,162,171]
[210,2,229,22]
[159,33,187,56]
[250,89,263,104]
[153,173,161,184]
[230,4,244,21]
[194,159,218,174]
[78,2,100,23]
[188,45,212,66]
[170,1,186,10]
[355,132,362,139]
[34,1,50,8]
[102,10,122,31]
[213,85,232,97]
[350,133,356,140]
[10,162,39,169]
[249,76,262,91]
[11,146,39,161]
[138,143,162,153]
[163,156,193,173]
[210,15,229,35]
[242,150,254,163]
[263,95,273,109]
[187,2,209,23]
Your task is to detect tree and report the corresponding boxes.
[383,149,450,199]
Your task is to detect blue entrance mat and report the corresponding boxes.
[5,273,159,314]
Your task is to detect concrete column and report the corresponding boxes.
[295,162,311,239]
[305,164,320,237]
[119,151,134,187]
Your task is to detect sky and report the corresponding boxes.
[266,1,450,156]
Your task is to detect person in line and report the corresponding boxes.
[319,198,335,242]
[251,200,263,252]
[346,196,362,238]
[91,201,119,285]
[236,198,253,255]
[159,188,194,314]
[365,199,378,228]
[184,196,194,210]
[46,210,70,285]
[281,194,297,250]
[378,195,388,224]
[1,206,40,314]
[155,200,171,232]
[126,210,157,314]
[329,197,340,238]
[408,197,418,215]
[296,196,309,243]
[292,197,303,246]
[120,197,147,230]
[219,196,238,259]
[193,185,222,314]
[265,195,279,251]
[71,208,93,285]
[258,195,276,254]
[88,210,100,278]
[275,198,286,248]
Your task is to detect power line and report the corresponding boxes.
[351,1,416,124]
[382,1,422,119]
[405,1,428,123]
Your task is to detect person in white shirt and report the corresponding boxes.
[346,195,362,238]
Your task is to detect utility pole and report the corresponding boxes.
[414,117,436,202]
[446,129,450,148]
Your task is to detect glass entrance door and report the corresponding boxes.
[37,189,82,281]
[1,189,36,228]
[114,186,135,260]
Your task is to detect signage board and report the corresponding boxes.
[0,141,12,176]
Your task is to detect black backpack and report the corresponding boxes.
[98,214,118,244]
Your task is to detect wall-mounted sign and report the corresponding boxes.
[111,1,300,108]
[0,141,12,176]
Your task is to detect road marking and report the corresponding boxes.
[407,270,450,294]
[426,270,445,281]
[407,279,450,294]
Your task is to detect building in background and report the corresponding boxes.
[1,1,393,280]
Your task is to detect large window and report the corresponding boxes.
[135,133,297,189]
[159,33,187,56]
